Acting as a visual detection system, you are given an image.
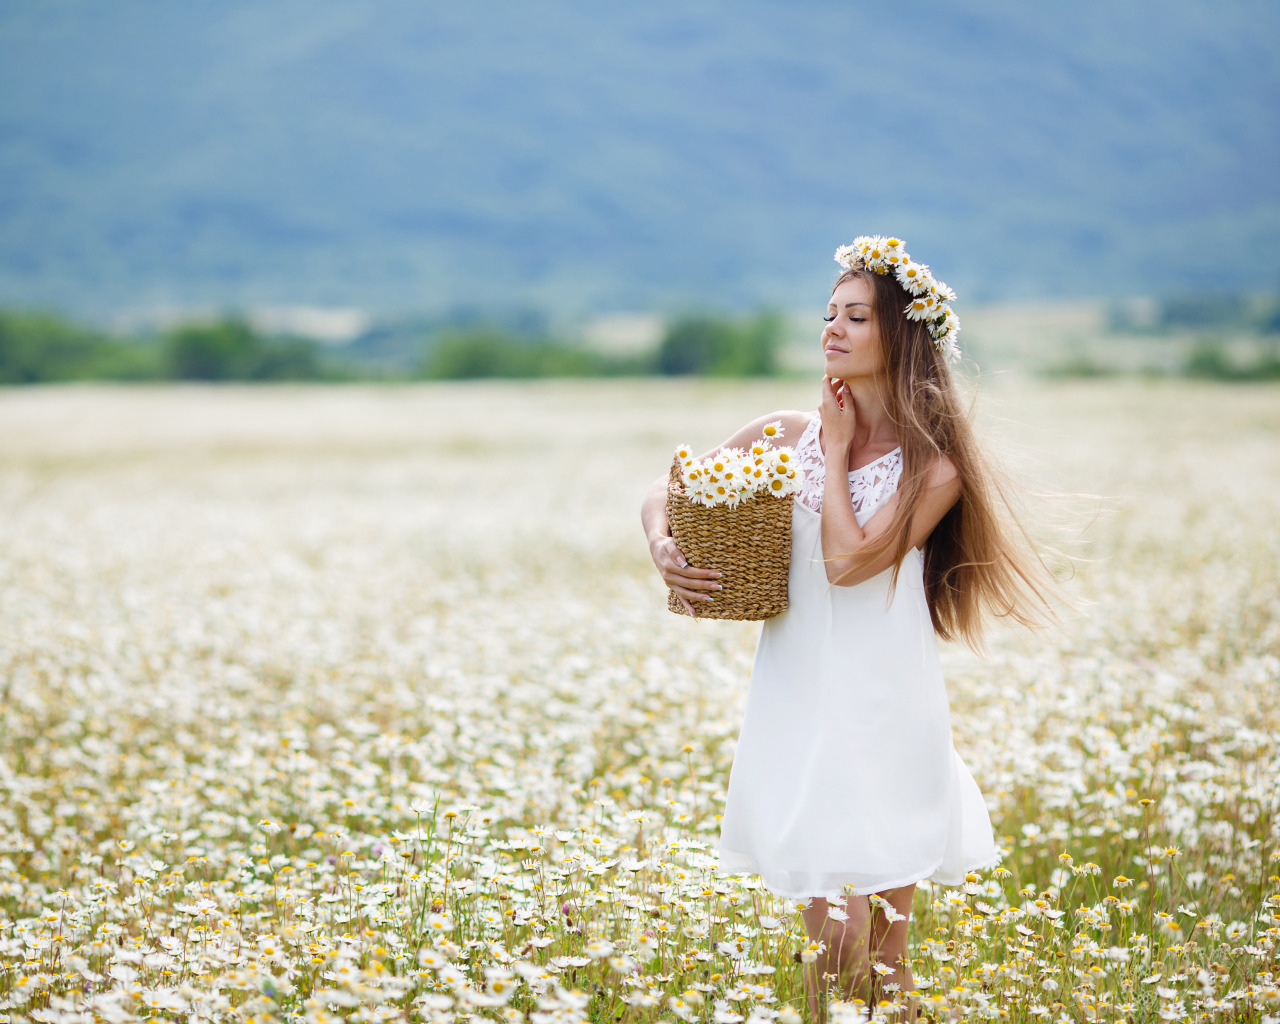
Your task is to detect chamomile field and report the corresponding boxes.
[1,379,1279,1024]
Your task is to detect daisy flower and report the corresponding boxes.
[906,296,933,321]
[584,938,615,959]
[883,245,908,268]
[834,244,860,270]
[419,947,450,969]
[896,261,930,293]
[761,420,783,441]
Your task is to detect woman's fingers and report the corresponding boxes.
[821,375,846,418]
[829,379,850,412]
[660,537,696,571]
[665,572,720,593]
[669,582,716,605]
[670,561,720,581]
[657,539,719,583]
[653,536,719,612]
[662,561,721,591]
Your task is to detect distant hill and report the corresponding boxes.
[0,1,1277,318]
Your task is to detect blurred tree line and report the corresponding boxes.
[1182,339,1280,381]
[421,313,781,379]
[0,308,785,383]
[1107,292,1280,334]
[9,297,1280,385]
[0,312,327,384]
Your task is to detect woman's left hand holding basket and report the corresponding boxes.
[648,535,722,617]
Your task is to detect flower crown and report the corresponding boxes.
[834,235,961,363]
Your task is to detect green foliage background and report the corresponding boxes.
[0,310,787,383]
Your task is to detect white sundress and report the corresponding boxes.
[717,413,998,900]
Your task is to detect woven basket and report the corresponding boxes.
[665,456,792,620]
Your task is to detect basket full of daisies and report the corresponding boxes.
[666,422,802,620]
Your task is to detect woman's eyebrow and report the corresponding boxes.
[843,302,870,309]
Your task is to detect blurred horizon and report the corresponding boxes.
[1,1,1278,322]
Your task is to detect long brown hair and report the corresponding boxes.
[833,267,1055,649]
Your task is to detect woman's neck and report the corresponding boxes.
[838,374,896,449]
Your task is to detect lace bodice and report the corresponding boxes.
[794,414,903,518]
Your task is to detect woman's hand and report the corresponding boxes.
[650,536,721,617]
[820,375,857,455]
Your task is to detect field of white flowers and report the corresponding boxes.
[1,379,1279,1024]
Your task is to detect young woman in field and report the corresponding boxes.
[640,237,1053,1014]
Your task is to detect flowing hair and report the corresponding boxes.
[832,267,1056,649]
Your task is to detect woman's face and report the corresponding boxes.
[823,275,885,381]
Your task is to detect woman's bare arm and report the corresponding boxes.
[817,377,960,586]
[819,466,960,585]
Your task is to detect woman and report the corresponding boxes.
[639,237,1053,1011]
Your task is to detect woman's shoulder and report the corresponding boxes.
[771,409,815,441]
[923,451,960,492]
[713,410,813,454]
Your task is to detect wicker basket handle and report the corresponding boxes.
[668,454,685,493]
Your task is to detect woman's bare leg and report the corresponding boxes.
[867,884,917,1018]
[802,895,872,1018]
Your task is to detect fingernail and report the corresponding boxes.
[713,572,722,578]
[713,584,722,591]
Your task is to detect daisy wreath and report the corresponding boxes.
[834,235,961,363]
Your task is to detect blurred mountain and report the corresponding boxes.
[0,1,1277,317]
